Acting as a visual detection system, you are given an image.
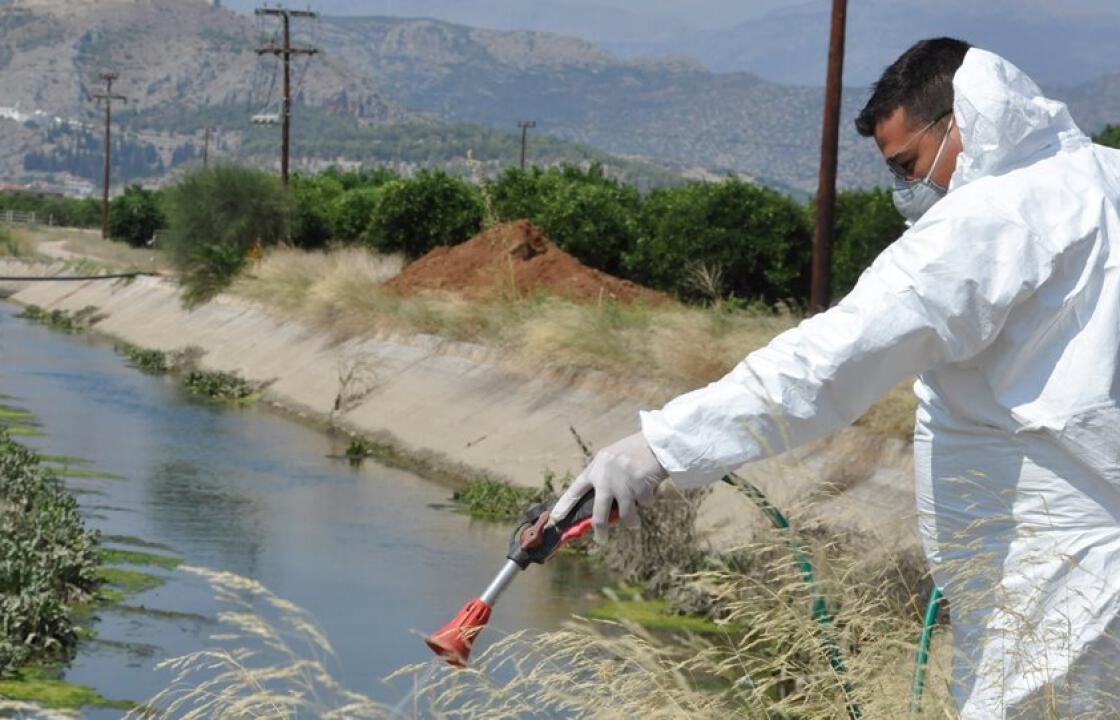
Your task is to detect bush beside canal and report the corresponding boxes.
[111,343,263,402]
[16,305,105,333]
[115,342,169,374]
[182,369,260,401]
[0,430,99,676]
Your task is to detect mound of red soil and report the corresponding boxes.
[387,220,667,305]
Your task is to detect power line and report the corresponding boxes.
[92,72,128,240]
[0,272,161,282]
[255,6,318,186]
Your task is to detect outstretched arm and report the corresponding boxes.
[642,210,1048,487]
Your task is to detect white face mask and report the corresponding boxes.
[892,117,954,224]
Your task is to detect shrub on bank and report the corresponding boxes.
[162,164,292,305]
[490,165,640,275]
[330,186,382,245]
[0,430,99,676]
[830,188,907,298]
[1095,124,1120,149]
[361,170,483,259]
[107,184,166,247]
[182,369,259,401]
[290,173,344,250]
[0,225,22,257]
[626,179,812,304]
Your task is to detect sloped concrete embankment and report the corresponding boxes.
[0,258,920,552]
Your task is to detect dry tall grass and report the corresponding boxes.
[231,247,831,410]
[126,521,960,719]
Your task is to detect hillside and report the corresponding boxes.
[291,15,891,193]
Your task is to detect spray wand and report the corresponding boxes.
[424,489,615,666]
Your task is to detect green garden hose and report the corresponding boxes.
[720,473,861,719]
[910,586,944,715]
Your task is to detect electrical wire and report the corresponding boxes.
[0,272,160,281]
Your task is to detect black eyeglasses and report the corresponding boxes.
[885,110,952,180]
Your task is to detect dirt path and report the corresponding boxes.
[20,227,165,272]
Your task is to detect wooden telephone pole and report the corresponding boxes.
[255,7,318,185]
[809,0,848,312]
[517,120,536,170]
[93,72,127,240]
[203,126,214,168]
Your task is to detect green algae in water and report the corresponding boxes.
[0,666,133,711]
[4,424,44,437]
[96,567,166,596]
[50,466,126,480]
[0,406,33,421]
[587,598,736,635]
[100,534,176,552]
[99,548,181,570]
[112,604,211,625]
[39,454,93,465]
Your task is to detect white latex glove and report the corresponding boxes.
[550,432,668,544]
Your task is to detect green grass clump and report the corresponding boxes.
[344,435,376,466]
[0,225,26,257]
[115,343,169,374]
[98,548,181,570]
[452,476,551,520]
[0,666,132,711]
[182,369,258,401]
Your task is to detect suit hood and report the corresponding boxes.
[951,48,1089,189]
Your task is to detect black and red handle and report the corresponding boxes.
[506,490,618,568]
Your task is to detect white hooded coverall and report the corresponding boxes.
[641,48,1120,718]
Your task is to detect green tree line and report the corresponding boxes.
[19,121,1120,306]
[151,162,904,306]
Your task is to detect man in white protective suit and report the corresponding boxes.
[550,37,1120,717]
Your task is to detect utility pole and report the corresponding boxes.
[203,126,214,168]
[93,72,127,240]
[518,120,536,171]
[256,6,318,185]
[809,0,847,312]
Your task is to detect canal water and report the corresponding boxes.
[0,302,604,716]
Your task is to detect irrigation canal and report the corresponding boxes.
[0,301,604,716]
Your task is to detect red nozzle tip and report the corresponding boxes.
[424,598,492,667]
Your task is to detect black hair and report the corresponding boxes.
[855,37,972,137]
